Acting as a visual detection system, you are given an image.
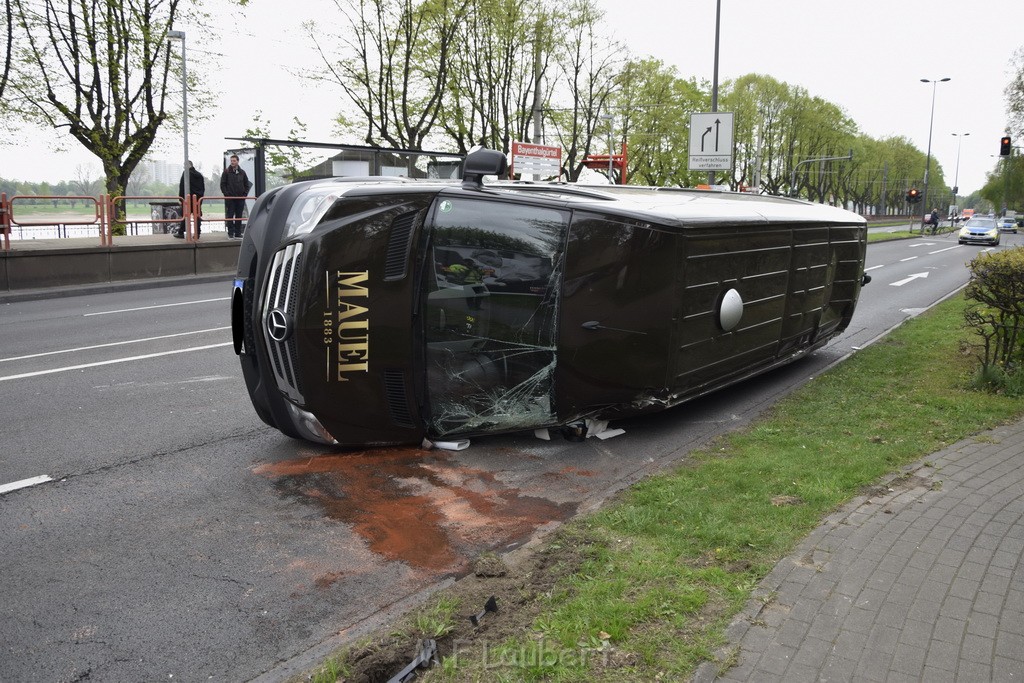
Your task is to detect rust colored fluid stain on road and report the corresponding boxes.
[254,449,576,574]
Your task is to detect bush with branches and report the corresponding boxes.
[964,247,1024,394]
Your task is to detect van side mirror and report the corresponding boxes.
[462,148,508,189]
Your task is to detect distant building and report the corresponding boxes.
[139,159,177,185]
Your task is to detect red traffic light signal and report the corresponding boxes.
[1000,136,1012,156]
[906,188,922,203]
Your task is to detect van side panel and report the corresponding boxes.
[778,226,831,354]
[555,214,677,417]
[673,226,793,391]
[671,222,865,396]
[819,224,866,338]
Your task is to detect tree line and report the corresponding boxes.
[1,0,1020,216]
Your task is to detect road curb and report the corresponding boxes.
[0,272,235,304]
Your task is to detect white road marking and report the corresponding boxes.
[900,256,919,262]
[928,245,962,254]
[0,475,54,495]
[890,272,930,287]
[865,264,885,272]
[0,343,232,382]
[0,327,231,363]
[83,297,230,317]
[909,242,936,247]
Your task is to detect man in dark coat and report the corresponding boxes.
[176,161,206,238]
[220,154,253,239]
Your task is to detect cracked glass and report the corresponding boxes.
[421,197,568,436]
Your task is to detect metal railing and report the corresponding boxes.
[1,193,108,249]
[0,194,257,250]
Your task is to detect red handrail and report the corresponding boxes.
[8,195,103,226]
[1,193,11,251]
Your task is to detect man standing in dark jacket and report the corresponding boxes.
[176,161,205,238]
[221,154,252,239]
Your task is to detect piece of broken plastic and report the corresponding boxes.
[585,418,625,440]
[423,438,471,451]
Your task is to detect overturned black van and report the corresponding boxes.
[231,149,868,447]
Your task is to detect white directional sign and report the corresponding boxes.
[688,112,735,171]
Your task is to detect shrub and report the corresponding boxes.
[963,247,1024,379]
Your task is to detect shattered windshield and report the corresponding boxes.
[422,196,568,436]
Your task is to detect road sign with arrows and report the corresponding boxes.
[688,112,735,171]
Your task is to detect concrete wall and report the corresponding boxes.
[0,242,240,291]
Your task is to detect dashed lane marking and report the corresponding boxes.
[83,297,230,316]
[0,343,233,382]
[0,327,230,363]
[0,475,54,495]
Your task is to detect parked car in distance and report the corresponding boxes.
[998,217,1017,233]
[232,148,870,448]
[959,217,1001,246]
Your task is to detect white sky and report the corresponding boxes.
[1,0,1021,196]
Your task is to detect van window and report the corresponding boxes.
[421,197,568,435]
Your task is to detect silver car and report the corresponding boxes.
[998,217,1018,233]
[958,217,1000,246]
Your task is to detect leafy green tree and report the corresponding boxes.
[980,155,1024,212]
[1006,47,1024,140]
[723,74,793,193]
[612,58,700,187]
[245,112,313,186]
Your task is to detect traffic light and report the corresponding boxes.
[1000,136,1012,156]
[906,188,922,203]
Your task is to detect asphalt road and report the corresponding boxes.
[1,233,1018,682]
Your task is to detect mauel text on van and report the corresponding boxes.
[335,271,369,381]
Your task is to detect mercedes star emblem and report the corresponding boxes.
[267,309,292,342]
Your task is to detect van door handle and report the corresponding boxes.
[582,320,647,335]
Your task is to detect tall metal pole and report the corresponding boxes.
[168,31,189,229]
[920,77,949,230]
[1004,153,1011,215]
[600,114,614,183]
[707,0,721,187]
[951,132,969,219]
[531,19,543,180]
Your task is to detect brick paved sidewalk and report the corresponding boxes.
[694,418,1024,682]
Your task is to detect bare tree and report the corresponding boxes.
[545,0,622,181]
[127,163,152,197]
[1,0,12,102]
[308,0,468,150]
[70,164,105,197]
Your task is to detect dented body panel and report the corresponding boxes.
[232,176,867,447]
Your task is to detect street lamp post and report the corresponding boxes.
[920,77,950,231]
[167,30,189,234]
[951,132,969,219]
[601,114,614,183]
[708,0,721,187]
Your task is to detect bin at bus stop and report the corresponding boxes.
[149,202,182,234]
